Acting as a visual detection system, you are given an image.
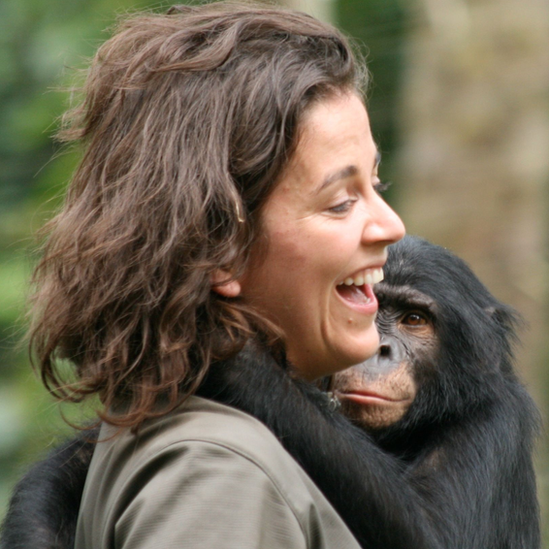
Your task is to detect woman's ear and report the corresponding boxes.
[210,270,242,297]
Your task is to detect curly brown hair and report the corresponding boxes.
[29,1,367,429]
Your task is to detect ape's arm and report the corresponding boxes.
[199,343,441,549]
[0,430,96,549]
[408,383,540,549]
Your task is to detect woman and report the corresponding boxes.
[27,3,411,548]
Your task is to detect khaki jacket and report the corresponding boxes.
[75,396,361,549]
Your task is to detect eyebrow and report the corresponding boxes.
[315,165,358,194]
[315,149,382,195]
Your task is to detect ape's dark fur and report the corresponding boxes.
[365,237,540,548]
[0,236,540,549]
[0,431,94,549]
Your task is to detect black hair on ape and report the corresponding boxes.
[381,237,523,426]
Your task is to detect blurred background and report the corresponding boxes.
[0,0,547,542]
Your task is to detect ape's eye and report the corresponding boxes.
[402,312,428,326]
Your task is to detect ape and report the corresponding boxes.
[331,239,541,546]
[0,236,540,549]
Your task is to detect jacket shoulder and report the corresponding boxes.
[77,397,361,549]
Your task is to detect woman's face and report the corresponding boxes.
[240,93,405,380]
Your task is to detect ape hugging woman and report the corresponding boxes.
[0,2,540,549]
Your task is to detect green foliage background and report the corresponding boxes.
[0,0,169,515]
[0,0,408,524]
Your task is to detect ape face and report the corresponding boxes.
[333,282,439,430]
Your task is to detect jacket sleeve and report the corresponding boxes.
[113,440,308,549]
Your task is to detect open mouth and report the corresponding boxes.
[336,283,374,304]
[335,267,383,308]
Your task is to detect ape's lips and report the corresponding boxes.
[336,389,403,405]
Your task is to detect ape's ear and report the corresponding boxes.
[485,305,521,332]
[211,270,241,297]
[485,306,505,326]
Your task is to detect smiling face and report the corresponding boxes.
[239,93,405,380]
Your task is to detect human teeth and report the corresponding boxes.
[373,268,384,284]
[337,268,384,287]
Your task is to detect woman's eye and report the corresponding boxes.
[402,312,428,326]
[374,180,392,194]
[328,199,356,214]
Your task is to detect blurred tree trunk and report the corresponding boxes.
[396,0,549,391]
[396,0,549,533]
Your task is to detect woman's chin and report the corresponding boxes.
[284,321,380,380]
[335,324,380,367]
[318,336,381,379]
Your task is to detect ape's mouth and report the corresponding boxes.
[336,389,406,405]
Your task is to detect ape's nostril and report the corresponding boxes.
[379,344,391,358]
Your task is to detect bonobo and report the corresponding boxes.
[0,236,540,549]
[332,236,540,548]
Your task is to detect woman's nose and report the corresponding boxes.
[362,195,406,246]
